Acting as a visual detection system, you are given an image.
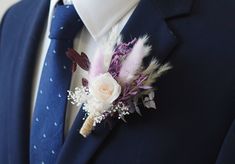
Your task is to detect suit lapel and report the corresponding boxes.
[56,0,182,163]
[121,0,178,63]
[155,0,194,19]
[6,0,50,163]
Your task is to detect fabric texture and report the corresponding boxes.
[216,120,235,164]
[30,4,83,164]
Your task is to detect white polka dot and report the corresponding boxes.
[78,19,81,22]
[41,161,45,164]
[52,15,55,19]
[58,94,62,98]
[39,90,43,94]
[43,134,46,138]
[60,26,64,30]
[53,50,56,54]
[51,150,55,154]
[46,106,50,110]
[54,122,58,126]
[50,78,53,82]
[63,66,67,69]
[44,62,47,66]
[36,117,39,122]
[66,5,70,8]
[33,145,37,149]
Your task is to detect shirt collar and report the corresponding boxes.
[72,0,140,40]
[50,0,139,40]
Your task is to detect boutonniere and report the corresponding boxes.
[67,29,171,138]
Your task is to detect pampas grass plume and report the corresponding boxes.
[89,48,105,81]
[119,35,151,83]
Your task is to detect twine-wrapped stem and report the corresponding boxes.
[80,113,95,138]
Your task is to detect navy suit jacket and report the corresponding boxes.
[0,0,235,163]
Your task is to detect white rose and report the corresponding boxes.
[89,73,121,104]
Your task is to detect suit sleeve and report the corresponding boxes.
[216,119,235,164]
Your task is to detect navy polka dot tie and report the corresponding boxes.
[30,4,83,164]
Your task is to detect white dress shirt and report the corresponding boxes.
[31,0,140,135]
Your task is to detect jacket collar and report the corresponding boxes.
[155,0,194,19]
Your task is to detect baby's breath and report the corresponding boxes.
[67,87,89,106]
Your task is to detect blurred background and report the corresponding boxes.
[0,0,20,22]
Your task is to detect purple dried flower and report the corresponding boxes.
[108,38,137,78]
[116,74,150,103]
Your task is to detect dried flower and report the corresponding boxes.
[67,30,171,138]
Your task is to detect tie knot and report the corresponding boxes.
[49,5,83,40]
